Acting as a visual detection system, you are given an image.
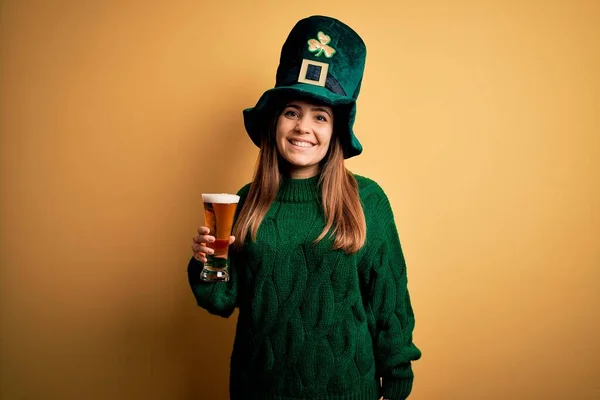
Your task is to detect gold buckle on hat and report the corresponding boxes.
[297,59,329,87]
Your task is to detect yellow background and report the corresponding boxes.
[1,1,599,399]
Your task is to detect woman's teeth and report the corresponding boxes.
[290,140,314,148]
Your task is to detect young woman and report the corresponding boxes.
[188,15,421,400]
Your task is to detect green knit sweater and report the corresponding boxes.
[187,175,421,400]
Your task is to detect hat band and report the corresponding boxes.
[278,65,347,97]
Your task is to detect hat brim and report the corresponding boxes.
[243,84,363,159]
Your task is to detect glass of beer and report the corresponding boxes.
[200,193,240,282]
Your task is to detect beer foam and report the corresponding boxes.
[202,193,240,204]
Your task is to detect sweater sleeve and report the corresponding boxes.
[364,189,422,400]
[187,183,250,318]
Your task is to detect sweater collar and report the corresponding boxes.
[276,175,321,202]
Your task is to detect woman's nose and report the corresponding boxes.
[295,116,311,134]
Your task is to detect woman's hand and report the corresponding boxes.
[191,226,235,263]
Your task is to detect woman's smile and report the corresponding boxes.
[288,138,317,148]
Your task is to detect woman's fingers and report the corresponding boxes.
[191,229,235,264]
[193,236,233,244]
[191,227,216,264]
[191,244,213,264]
[191,243,214,254]
[193,234,215,244]
[194,253,207,263]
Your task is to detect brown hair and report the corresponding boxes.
[233,108,366,254]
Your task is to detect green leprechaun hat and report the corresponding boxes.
[243,15,367,159]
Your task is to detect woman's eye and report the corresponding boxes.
[316,114,328,122]
[284,110,298,117]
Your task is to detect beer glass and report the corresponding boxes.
[200,193,240,282]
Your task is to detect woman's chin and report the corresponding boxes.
[282,154,313,168]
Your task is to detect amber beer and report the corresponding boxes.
[200,193,240,282]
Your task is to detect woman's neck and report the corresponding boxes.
[283,164,321,179]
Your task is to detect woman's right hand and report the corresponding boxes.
[191,227,235,263]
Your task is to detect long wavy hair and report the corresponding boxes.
[232,105,366,254]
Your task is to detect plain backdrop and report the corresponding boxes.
[1,1,599,399]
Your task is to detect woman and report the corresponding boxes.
[188,15,421,400]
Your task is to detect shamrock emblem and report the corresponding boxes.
[307,31,336,58]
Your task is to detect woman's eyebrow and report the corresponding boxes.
[311,107,332,117]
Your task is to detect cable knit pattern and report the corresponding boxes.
[187,175,421,400]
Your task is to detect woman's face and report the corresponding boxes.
[275,99,334,178]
